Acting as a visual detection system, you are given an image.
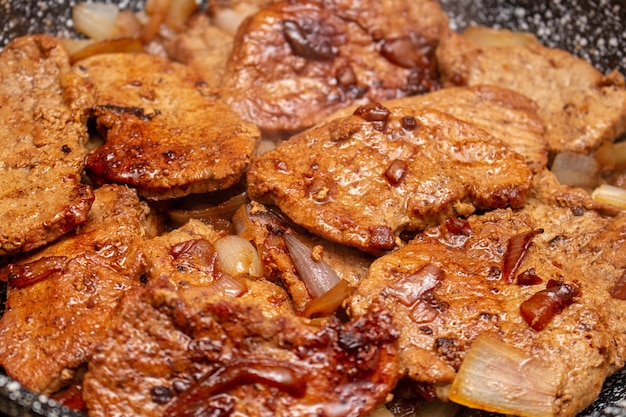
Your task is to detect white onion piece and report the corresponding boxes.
[449,335,558,417]
[550,151,599,188]
[284,232,341,298]
[591,184,626,209]
[212,5,258,35]
[214,235,263,278]
[72,2,120,41]
[256,139,277,156]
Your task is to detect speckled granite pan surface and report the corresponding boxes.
[0,1,625,416]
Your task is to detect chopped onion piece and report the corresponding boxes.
[214,235,263,278]
[303,279,352,318]
[72,2,120,41]
[256,139,277,156]
[212,4,259,35]
[550,152,599,188]
[449,335,558,417]
[164,0,198,32]
[591,184,626,209]
[167,193,248,228]
[70,38,144,64]
[595,141,626,171]
[284,232,341,298]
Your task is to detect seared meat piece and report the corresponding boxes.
[235,201,373,311]
[83,277,400,417]
[329,85,548,173]
[221,0,448,134]
[247,104,533,254]
[0,35,95,255]
[348,169,626,417]
[0,185,157,394]
[75,53,261,200]
[436,27,626,154]
[143,218,295,317]
[168,14,234,90]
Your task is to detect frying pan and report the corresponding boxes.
[0,0,625,416]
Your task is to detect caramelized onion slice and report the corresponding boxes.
[302,279,353,318]
[519,280,580,331]
[70,38,144,64]
[550,152,599,189]
[168,193,249,228]
[5,256,68,288]
[449,335,558,417]
[502,229,543,283]
[284,232,341,298]
[165,359,306,417]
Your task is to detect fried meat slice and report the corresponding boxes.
[436,27,626,154]
[329,85,548,173]
[234,201,373,311]
[348,169,626,416]
[221,0,448,134]
[0,35,95,255]
[82,277,400,417]
[76,53,261,200]
[248,105,533,254]
[142,218,295,318]
[0,185,157,394]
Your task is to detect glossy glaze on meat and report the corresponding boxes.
[348,169,626,416]
[75,53,261,200]
[0,185,156,394]
[248,104,533,254]
[221,0,448,134]
[0,35,95,255]
[83,277,400,417]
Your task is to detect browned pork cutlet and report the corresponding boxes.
[82,277,400,417]
[0,184,158,395]
[348,169,626,417]
[75,52,261,200]
[234,201,373,311]
[329,85,548,173]
[0,35,95,255]
[221,0,448,135]
[247,105,533,255]
[142,218,295,318]
[436,27,626,154]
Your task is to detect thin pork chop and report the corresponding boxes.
[221,0,447,134]
[83,277,400,417]
[75,53,261,200]
[247,104,533,254]
[0,35,94,255]
[329,85,548,172]
[436,27,626,154]
[348,169,626,417]
[0,185,157,394]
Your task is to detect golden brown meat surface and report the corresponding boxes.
[76,53,261,200]
[221,0,448,134]
[348,170,626,417]
[0,35,95,255]
[83,277,400,417]
[436,27,626,154]
[329,85,548,172]
[0,185,156,394]
[247,105,533,254]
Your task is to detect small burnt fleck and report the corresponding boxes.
[401,116,418,131]
[385,159,408,186]
[61,144,71,154]
[150,385,173,404]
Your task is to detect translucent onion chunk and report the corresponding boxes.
[449,335,559,417]
[73,2,120,41]
[591,184,626,209]
[550,152,599,189]
[214,235,263,278]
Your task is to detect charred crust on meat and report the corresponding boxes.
[96,105,160,121]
